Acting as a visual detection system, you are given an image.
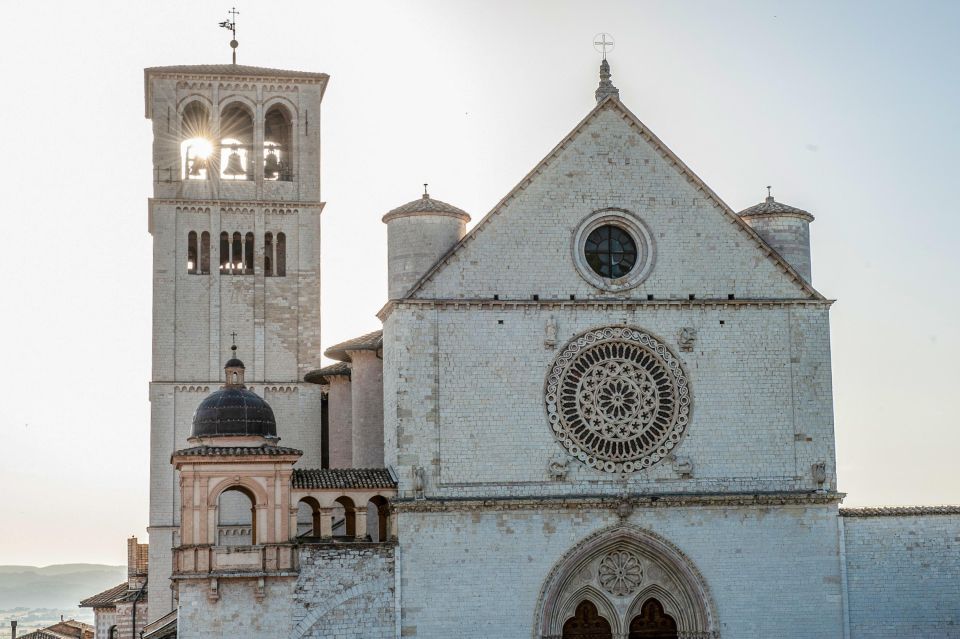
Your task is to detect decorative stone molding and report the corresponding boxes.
[545,316,558,349]
[548,452,570,480]
[545,326,691,473]
[534,525,719,638]
[811,462,827,492]
[672,456,694,479]
[391,491,844,514]
[175,385,211,393]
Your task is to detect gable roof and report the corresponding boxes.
[404,96,824,301]
[79,582,128,608]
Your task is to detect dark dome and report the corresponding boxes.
[224,357,245,369]
[191,387,277,439]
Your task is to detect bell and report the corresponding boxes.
[264,149,280,178]
[224,149,245,176]
[189,156,204,176]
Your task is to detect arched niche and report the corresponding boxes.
[535,525,718,639]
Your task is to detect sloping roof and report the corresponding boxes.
[840,505,960,518]
[79,582,128,608]
[324,330,383,363]
[304,361,351,384]
[172,444,303,458]
[142,610,178,639]
[403,96,824,301]
[739,196,814,221]
[292,468,396,490]
[382,194,470,223]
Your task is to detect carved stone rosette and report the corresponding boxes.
[545,326,691,473]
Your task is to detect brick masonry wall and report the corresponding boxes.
[842,513,960,638]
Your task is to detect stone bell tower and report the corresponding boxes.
[143,62,328,620]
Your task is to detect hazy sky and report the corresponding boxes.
[1,1,958,566]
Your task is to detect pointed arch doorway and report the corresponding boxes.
[628,598,678,639]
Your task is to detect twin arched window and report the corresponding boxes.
[188,231,285,276]
[180,101,294,182]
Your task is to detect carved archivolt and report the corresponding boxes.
[545,327,691,473]
[534,525,718,638]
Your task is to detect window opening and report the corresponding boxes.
[220,105,253,180]
[187,231,198,274]
[264,105,293,181]
[180,102,211,180]
[584,224,637,279]
[200,232,210,274]
[276,232,287,276]
[219,232,230,273]
[232,232,242,273]
[264,232,274,276]
[244,232,254,274]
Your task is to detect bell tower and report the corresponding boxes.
[143,62,328,621]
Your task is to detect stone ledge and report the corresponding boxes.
[840,505,960,518]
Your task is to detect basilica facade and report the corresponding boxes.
[81,58,959,639]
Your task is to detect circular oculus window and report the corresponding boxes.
[573,211,654,291]
[545,326,690,474]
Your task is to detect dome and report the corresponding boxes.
[381,192,470,223]
[190,358,278,440]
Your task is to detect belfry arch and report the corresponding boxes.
[534,526,718,639]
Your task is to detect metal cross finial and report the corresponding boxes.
[423,183,429,197]
[219,7,240,64]
[593,33,615,60]
[230,331,238,353]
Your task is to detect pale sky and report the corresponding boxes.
[1,1,957,566]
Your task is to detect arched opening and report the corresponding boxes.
[264,232,274,276]
[297,497,323,538]
[276,232,287,276]
[217,486,256,545]
[219,231,229,273]
[108,626,118,639]
[368,496,390,542]
[219,104,253,180]
[187,231,198,274]
[232,232,242,273]
[562,600,612,639]
[333,496,356,538]
[263,105,293,181]
[628,598,677,639]
[180,101,211,180]
[244,231,254,274]
[200,231,210,274]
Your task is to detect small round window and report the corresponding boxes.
[584,225,637,278]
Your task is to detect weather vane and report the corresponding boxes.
[219,7,240,64]
[593,33,615,60]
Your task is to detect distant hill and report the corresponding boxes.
[0,564,125,609]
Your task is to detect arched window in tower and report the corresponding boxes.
[264,232,274,276]
[219,104,253,180]
[200,231,210,274]
[180,101,211,180]
[276,232,287,277]
[264,105,293,181]
[219,231,230,273]
[244,232,254,274]
[217,486,256,546]
[187,231,198,274]
[232,232,243,273]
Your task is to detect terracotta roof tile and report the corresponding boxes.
[738,196,813,220]
[304,361,351,384]
[145,64,328,80]
[382,194,470,223]
[292,468,396,490]
[79,582,128,608]
[172,444,303,458]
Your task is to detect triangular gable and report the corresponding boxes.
[405,96,824,300]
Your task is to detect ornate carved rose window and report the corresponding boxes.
[545,327,690,473]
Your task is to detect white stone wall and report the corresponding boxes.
[397,505,843,638]
[741,215,812,283]
[327,375,353,468]
[178,578,297,638]
[842,513,960,638]
[350,351,384,468]
[384,303,835,497]
[412,105,812,302]
[92,608,116,639]
[385,214,467,300]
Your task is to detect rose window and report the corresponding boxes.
[598,550,644,596]
[545,327,690,473]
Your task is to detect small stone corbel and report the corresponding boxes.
[207,577,219,602]
[616,499,634,520]
[677,327,697,352]
[544,316,558,349]
[548,452,569,480]
[811,461,827,492]
[672,455,694,479]
[412,466,426,499]
[254,577,266,601]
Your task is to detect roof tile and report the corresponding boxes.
[292,468,396,490]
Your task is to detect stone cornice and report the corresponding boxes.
[378,297,834,321]
[391,491,844,513]
[149,197,325,210]
[840,505,960,518]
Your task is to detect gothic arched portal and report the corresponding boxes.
[535,525,718,638]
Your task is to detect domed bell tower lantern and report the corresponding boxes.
[143,13,329,621]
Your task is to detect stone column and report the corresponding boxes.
[326,373,353,467]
